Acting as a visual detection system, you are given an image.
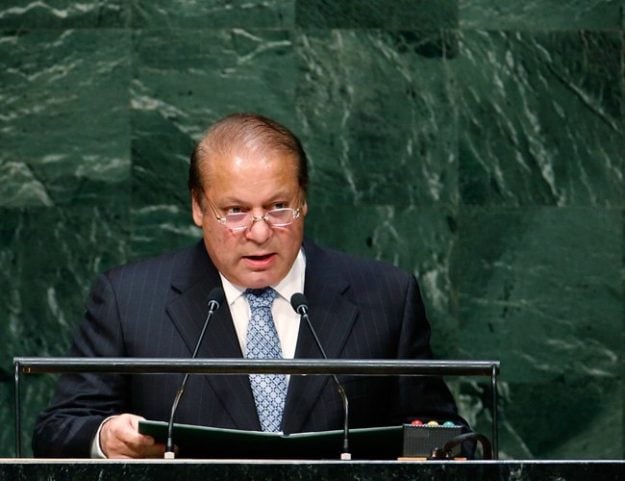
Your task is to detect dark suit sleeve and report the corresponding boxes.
[32,273,130,458]
[392,275,465,426]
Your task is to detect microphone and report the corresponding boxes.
[290,293,351,460]
[164,286,225,459]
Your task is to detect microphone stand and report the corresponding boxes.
[291,294,351,460]
[164,288,224,459]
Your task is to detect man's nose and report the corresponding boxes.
[245,215,273,242]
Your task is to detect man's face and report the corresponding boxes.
[191,148,307,289]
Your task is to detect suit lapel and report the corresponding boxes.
[165,243,260,430]
[282,241,358,433]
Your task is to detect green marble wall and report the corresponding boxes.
[0,0,623,460]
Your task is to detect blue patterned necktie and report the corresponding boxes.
[245,288,287,432]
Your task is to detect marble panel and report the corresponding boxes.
[131,0,294,28]
[129,109,199,258]
[0,28,131,207]
[131,28,295,139]
[0,0,129,28]
[0,207,129,358]
[457,363,623,458]
[459,0,625,30]
[296,0,457,29]
[453,206,623,383]
[459,376,623,459]
[1,0,624,463]
[130,205,202,259]
[296,29,459,207]
[456,30,624,206]
[501,379,623,459]
[451,211,622,455]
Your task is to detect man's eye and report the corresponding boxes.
[271,202,287,210]
[226,207,244,214]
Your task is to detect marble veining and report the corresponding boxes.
[0,0,623,461]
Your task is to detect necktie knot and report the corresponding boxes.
[245,287,277,310]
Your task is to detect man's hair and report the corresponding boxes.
[188,112,309,195]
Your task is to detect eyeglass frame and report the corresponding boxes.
[200,192,304,233]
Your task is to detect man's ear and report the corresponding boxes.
[191,191,204,227]
[300,200,308,217]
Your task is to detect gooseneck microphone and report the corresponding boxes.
[164,286,225,459]
[290,293,351,461]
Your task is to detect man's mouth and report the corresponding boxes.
[244,253,275,262]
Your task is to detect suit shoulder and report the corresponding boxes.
[101,242,205,284]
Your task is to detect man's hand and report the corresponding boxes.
[99,414,165,458]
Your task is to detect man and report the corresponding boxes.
[33,113,464,458]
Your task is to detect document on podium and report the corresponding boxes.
[139,420,403,459]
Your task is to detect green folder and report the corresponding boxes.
[139,420,403,459]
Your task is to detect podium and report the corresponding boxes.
[13,357,500,459]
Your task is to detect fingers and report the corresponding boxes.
[100,414,166,459]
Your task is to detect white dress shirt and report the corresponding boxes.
[220,249,306,360]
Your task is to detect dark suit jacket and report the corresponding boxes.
[33,240,463,458]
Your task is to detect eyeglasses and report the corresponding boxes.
[215,208,301,232]
[205,196,302,233]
